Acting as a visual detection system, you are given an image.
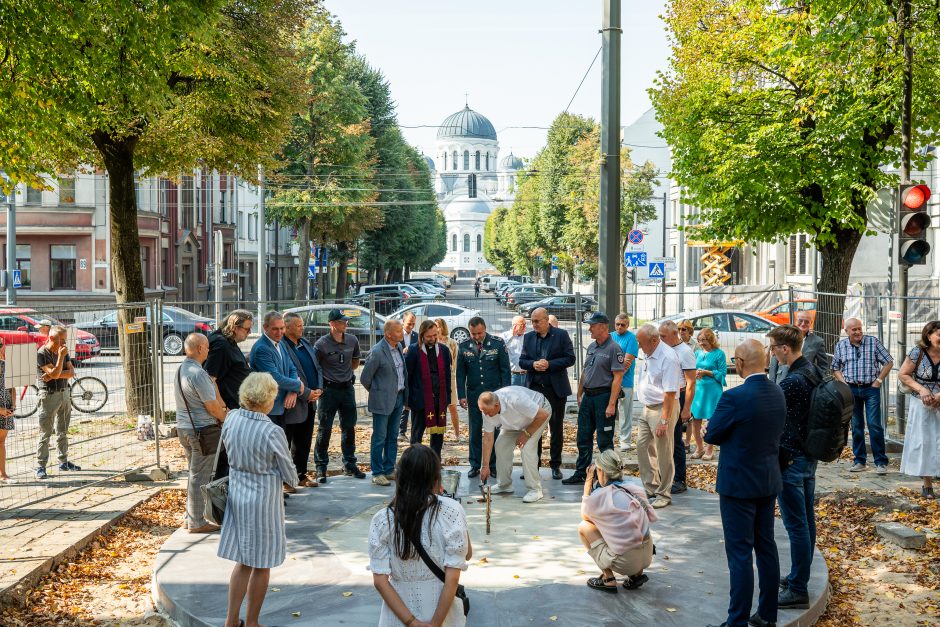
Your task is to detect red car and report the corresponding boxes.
[0,308,101,362]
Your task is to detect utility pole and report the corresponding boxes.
[257,165,267,330]
[4,179,16,305]
[598,0,622,322]
[897,0,913,431]
[660,194,667,317]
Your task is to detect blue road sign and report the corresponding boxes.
[308,265,316,280]
[623,251,648,268]
[628,229,644,245]
[648,262,665,279]
[12,269,21,289]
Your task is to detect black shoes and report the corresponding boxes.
[777,588,809,609]
[468,468,480,478]
[670,481,687,494]
[551,468,563,480]
[748,612,777,627]
[59,461,81,471]
[622,573,648,590]
[345,467,366,479]
[561,474,585,485]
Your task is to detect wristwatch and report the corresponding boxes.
[659,419,668,426]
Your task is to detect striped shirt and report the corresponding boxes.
[831,335,892,385]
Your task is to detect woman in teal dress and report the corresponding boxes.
[690,328,726,461]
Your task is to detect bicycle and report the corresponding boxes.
[12,376,109,418]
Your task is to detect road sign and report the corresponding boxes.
[308,265,316,280]
[648,262,665,279]
[12,270,21,289]
[651,256,677,271]
[627,229,644,245]
[623,252,648,268]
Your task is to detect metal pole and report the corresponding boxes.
[150,299,163,474]
[5,182,16,305]
[788,285,795,325]
[598,0,621,323]
[660,194,666,317]
[257,166,267,330]
[214,230,223,323]
[575,292,583,380]
[897,0,913,430]
[677,199,686,312]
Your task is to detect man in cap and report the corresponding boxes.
[562,312,625,485]
[313,309,363,482]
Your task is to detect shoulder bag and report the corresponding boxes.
[200,432,228,525]
[414,537,470,617]
[898,348,925,396]
[177,369,222,456]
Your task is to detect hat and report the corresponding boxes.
[583,311,610,325]
[37,319,54,327]
[328,309,350,322]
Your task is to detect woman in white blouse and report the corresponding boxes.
[578,448,658,593]
[369,444,472,626]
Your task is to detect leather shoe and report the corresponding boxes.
[748,612,776,627]
[283,482,296,494]
[188,523,220,534]
[705,623,728,627]
[468,468,480,478]
[778,588,809,609]
[561,474,586,485]
[670,481,687,494]
[551,468,563,480]
[345,467,366,479]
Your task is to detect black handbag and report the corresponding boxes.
[414,538,470,617]
[177,369,222,456]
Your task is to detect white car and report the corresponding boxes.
[388,302,481,344]
[652,309,778,366]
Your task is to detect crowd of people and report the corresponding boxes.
[165,299,939,627]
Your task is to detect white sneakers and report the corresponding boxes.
[522,489,543,503]
[489,483,514,494]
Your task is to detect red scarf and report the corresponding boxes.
[419,345,448,435]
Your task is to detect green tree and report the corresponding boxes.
[0,0,307,414]
[651,0,940,343]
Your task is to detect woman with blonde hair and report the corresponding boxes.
[435,318,461,439]
[690,327,726,461]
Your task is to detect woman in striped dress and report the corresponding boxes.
[219,372,298,627]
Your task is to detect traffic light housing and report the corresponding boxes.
[898,183,932,265]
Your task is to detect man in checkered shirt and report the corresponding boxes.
[831,318,893,474]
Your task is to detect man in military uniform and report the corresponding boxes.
[456,316,511,479]
[562,312,626,485]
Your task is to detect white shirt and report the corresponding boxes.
[636,341,682,406]
[501,330,525,371]
[484,386,546,432]
[672,341,697,371]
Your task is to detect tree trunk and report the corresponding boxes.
[91,130,153,418]
[294,217,311,302]
[815,225,864,353]
[335,242,350,300]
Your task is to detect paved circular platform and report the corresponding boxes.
[153,468,829,626]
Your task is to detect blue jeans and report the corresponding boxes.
[370,391,405,477]
[850,385,888,466]
[511,372,527,387]
[777,454,818,595]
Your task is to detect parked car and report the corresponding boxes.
[359,283,444,302]
[283,304,387,360]
[493,281,521,301]
[503,285,560,307]
[404,279,446,295]
[349,289,406,316]
[0,308,101,362]
[755,298,817,326]
[410,271,451,288]
[652,309,778,366]
[517,295,598,321]
[75,305,214,356]
[387,302,481,344]
[481,276,505,292]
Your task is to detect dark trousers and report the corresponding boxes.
[777,454,818,595]
[673,389,688,483]
[574,392,616,475]
[411,411,444,458]
[850,385,888,466]
[467,396,497,472]
[719,494,780,626]
[399,407,411,437]
[314,386,358,473]
[533,382,566,469]
[286,402,317,477]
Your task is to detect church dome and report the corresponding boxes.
[423,154,435,171]
[500,152,524,170]
[442,196,493,221]
[437,105,497,141]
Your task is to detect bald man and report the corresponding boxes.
[501,315,528,386]
[704,340,786,627]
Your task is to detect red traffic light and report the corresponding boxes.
[901,184,931,209]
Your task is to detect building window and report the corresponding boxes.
[476,234,482,252]
[181,176,194,229]
[463,234,470,252]
[452,234,457,251]
[463,151,470,170]
[14,244,30,287]
[162,247,169,287]
[485,152,490,170]
[474,151,481,170]
[58,176,75,205]
[452,151,458,171]
[788,234,808,275]
[443,153,448,170]
[50,244,76,290]
[468,174,477,198]
[26,186,42,205]
[140,246,151,289]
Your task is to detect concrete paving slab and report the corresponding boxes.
[153,468,828,627]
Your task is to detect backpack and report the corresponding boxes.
[792,365,854,462]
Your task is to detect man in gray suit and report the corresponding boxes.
[769,310,830,383]
[361,320,407,486]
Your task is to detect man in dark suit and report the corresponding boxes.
[704,339,785,627]
[283,312,324,488]
[398,311,419,439]
[519,307,575,479]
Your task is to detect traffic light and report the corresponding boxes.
[898,183,932,265]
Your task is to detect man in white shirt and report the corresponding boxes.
[635,324,682,508]
[659,321,697,495]
[478,386,551,503]
[501,315,528,386]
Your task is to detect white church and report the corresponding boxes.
[425,105,523,278]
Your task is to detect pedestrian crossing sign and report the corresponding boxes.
[648,262,665,279]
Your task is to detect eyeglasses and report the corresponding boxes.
[769,344,784,350]
[614,322,627,327]
[239,324,252,331]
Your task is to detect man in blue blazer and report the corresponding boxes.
[704,339,785,627]
[248,311,311,430]
[519,307,575,478]
[282,312,324,488]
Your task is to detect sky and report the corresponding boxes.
[328,0,671,161]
